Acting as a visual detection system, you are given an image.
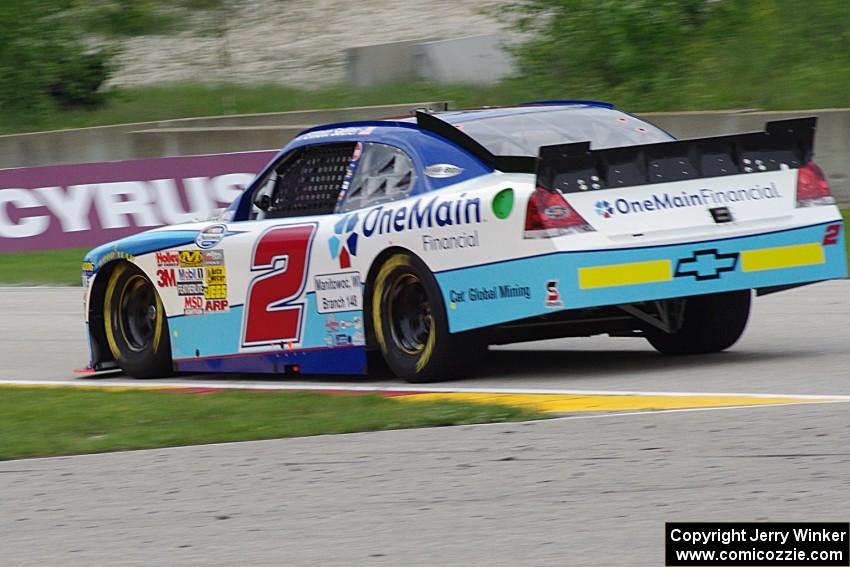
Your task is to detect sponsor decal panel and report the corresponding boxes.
[155,250,180,267]
[422,230,480,252]
[321,314,364,346]
[156,269,176,288]
[170,248,229,315]
[195,224,227,249]
[315,272,362,314]
[179,250,203,267]
[177,267,204,283]
[595,183,783,219]
[449,284,531,308]
[424,164,463,178]
[361,195,481,238]
[328,214,359,269]
[544,280,563,308]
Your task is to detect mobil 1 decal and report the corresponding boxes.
[242,223,317,347]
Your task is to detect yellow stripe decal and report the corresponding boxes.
[398,392,830,413]
[578,259,672,289]
[741,243,825,272]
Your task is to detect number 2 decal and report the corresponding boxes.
[242,223,317,347]
[823,224,841,246]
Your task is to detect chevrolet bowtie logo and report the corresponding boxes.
[674,249,739,281]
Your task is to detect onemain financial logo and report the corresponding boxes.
[361,195,482,237]
[601,182,782,217]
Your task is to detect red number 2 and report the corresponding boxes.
[242,224,317,347]
[823,224,841,246]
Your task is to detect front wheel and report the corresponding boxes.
[644,290,751,355]
[103,263,173,378]
[371,253,483,383]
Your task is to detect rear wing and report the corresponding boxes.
[414,111,817,190]
[536,117,817,193]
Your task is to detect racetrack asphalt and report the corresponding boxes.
[1,282,849,565]
[1,281,847,395]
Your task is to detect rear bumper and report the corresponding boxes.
[438,221,847,332]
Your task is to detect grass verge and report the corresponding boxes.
[1,210,847,286]
[0,247,89,286]
[0,386,544,461]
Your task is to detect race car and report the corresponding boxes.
[81,102,847,382]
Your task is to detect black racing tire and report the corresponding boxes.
[103,262,173,378]
[371,253,483,383]
[644,290,751,355]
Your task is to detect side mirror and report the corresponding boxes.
[254,194,272,212]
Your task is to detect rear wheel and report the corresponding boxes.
[644,290,751,355]
[103,263,173,378]
[371,253,482,383]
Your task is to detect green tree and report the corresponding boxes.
[0,0,112,121]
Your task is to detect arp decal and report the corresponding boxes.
[242,223,317,347]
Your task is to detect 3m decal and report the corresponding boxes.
[179,250,203,267]
[242,223,317,347]
[156,268,176,287]
[544,280,563,308]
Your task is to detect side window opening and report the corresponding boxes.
[338,143,416,213]
[251,142,356,220]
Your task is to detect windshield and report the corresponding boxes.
[440,106,674,156]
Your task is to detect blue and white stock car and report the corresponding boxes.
[81,102,847,382]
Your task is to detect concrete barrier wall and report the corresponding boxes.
[0,102,447,169]
[0,105,847,203]
[346,34,515,87]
